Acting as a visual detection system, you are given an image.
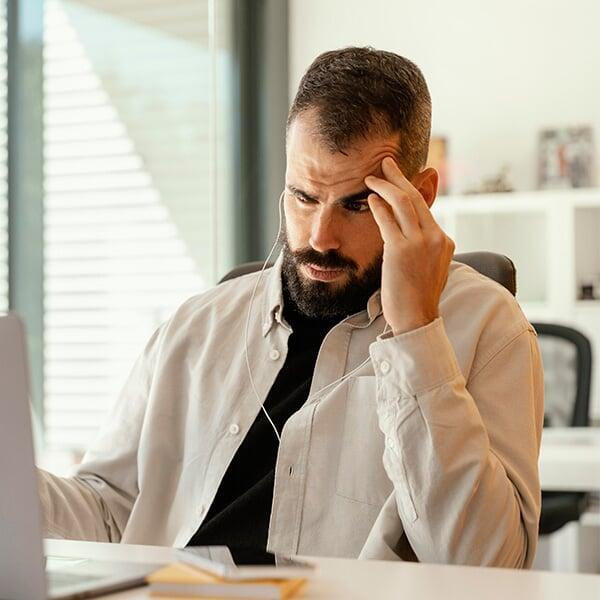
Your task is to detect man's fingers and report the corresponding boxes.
[367,194,406,244]
[381,155,411,188]
[381,157,436,229]
[364,176,421,238]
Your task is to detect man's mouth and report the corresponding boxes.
[302,263,347,282]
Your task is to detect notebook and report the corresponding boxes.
[147,562,306,599]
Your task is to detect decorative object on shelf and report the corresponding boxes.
[463,165,514,194]
[579,272,600,300]
[426,135,449,195]
[579,282,596,300]
[538,126,595,189]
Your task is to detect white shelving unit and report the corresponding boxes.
[432,188,600,419]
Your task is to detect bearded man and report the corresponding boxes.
[38,47,543,568]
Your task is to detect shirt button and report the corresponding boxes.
[379,360,391,374]
[269,348,281,361]
[198,504,206,517]
[228,423,240,436]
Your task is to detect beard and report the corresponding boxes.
[281,235,383,320]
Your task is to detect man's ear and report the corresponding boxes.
[412,167,439,208]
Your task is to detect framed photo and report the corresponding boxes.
[426,135,449,195]
[538,126,594,189]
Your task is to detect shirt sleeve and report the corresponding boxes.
[368,316,544,567]
[38,323,165,542]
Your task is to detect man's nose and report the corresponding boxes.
[310,207,341,253]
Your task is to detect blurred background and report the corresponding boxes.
[2,0,599,575]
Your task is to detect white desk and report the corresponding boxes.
[45,539,600,600]
[539,427,600,492]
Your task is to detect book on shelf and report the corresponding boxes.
[146,562,306,599]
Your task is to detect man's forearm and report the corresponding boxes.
[383,397,532,566]
[38,468,122,542]
[369,319,542,567]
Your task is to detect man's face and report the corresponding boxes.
[282,112,400,318]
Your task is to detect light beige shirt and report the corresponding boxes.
[39,254,544,567]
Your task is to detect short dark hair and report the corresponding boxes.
[287,47,432,177]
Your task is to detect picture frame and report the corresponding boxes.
[538,126,594,189]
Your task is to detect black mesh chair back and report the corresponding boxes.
[220,251,517,296]
[531,323,593,535]
[531,323,591,428]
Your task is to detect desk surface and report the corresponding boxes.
[539,427,600,492]
[45,540,600,600]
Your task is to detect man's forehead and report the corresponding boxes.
[286,139,397,185]
[286,121,400,188]
[288,149,387,180]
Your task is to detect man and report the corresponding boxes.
[38,47,544,567]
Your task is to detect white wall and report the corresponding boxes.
[289,0,600,193]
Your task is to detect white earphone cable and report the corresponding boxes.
[243,192,285,444]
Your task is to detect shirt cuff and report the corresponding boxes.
[369,317,462,396]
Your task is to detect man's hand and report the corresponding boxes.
[365,157,455,336]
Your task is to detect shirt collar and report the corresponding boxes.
[365,289,383,324]
[261,253,384,336]
[261,252,286,337]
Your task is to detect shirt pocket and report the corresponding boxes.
[335,375,394,506]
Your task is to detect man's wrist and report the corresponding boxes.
[371,316,462,397]
[390,312,438,336]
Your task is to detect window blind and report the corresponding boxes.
[43,0,220,452]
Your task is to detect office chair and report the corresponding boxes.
[531,323,592,535]
[220,251,518,296]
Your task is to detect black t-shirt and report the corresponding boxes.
[186,304,340,549]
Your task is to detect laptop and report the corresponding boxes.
[0,312,161,599]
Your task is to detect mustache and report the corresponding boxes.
[289,246,358,271]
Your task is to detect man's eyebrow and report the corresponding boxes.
[286,184,371,204]
[287,184,318,201]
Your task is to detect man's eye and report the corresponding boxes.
[294,194,314,204]
[345,200,370,213]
